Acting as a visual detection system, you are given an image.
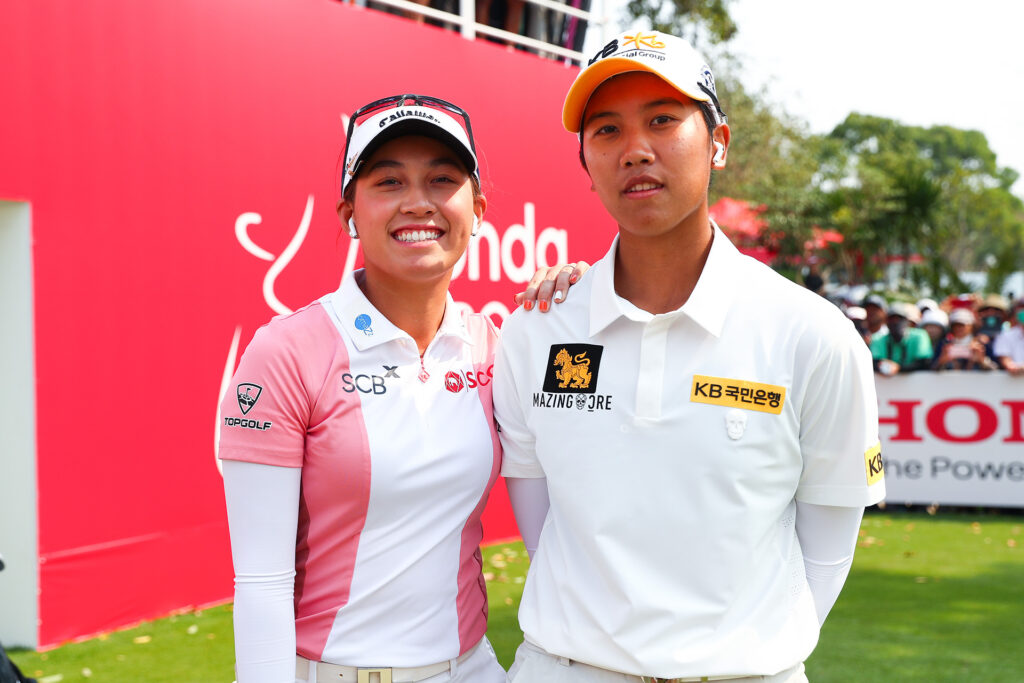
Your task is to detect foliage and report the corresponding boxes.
[818,113,1024,292]
[710,66,825,267]
[623,0,737,45]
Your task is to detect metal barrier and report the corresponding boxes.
[344,0,609,63]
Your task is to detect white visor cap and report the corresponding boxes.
[343,105,478,194]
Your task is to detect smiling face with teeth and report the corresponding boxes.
[339,135,486,290]
[580,72,729,245]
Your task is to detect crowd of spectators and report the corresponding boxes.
[353,0,590,57]
[840,292,1024,376]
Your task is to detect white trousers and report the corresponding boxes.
[296,637,506,683]
[506,641,809,683]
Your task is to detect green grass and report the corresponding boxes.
[9,510,1023,682]
[7,605,236,683]
[809,509,1024,682]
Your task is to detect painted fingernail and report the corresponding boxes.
[569,273,579,283]
[524,300,534,311]
[554,290,565,303]
[539,300,550,312]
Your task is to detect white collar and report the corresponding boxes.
[328,270,473,351]
[588,220,741,338]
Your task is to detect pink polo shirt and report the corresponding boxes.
[219,272,501,666]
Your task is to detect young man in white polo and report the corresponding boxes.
[492,30,885,683]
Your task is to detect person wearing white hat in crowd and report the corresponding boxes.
[218,94,586,683]
[919,308,949,367]
[977,293,1010,363]
[845,305,869,344]
[493,29,884,683]
[915,297,939,315]
[935,307,996,371]
[992,297,1024,375]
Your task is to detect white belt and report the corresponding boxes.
[296,639,481,683]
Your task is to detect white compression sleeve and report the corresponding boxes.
[222,459,302,683]
[505,477,550,560]
[795,501,864,625]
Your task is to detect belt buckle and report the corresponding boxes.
[357,668,393,683]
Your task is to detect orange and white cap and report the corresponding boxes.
[562,29,726,133]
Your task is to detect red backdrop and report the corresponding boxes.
[0,0,616,646]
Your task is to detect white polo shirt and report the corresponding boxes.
[219,272,501,666]
[493,226,885,679]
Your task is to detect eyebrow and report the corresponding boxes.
[583,97,687,129]
[366,156,465,173]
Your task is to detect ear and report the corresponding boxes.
[711,123,731,170]
[337,198,353,225]
[473,192,488,227]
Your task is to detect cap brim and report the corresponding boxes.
[356,119,477,178]
[562,57,712,133]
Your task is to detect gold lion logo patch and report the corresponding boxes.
[543,344,603,394]
[554,348,593,389]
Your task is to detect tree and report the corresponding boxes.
[709,70,825,270]
[624,0,737,46]
[818,113,1024,294]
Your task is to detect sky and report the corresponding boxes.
[588,0,1024,197]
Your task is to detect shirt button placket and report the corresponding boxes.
[635,316,672,421]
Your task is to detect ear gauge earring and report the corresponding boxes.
[471,217,480,236]
[347,218,359,239]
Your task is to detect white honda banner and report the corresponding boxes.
[875,371,1024,508]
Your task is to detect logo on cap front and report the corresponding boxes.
[621,32,665,50]
[588,33,667,66]
[378,108,442,129]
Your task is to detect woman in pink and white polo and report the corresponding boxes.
[219,95,583,683]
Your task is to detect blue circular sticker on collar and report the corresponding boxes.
[354,314,372,331]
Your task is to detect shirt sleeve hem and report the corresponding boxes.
[501,463,546,478]
[218,447,303,468]
[796,481,886,507]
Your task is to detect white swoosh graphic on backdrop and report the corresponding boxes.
[213,325,242,476]
[218,182,359,477]
[234,212,274,262]
[263,194,314,316]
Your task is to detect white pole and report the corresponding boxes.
[460,0,476,40]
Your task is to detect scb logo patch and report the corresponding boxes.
[542,344,603,393]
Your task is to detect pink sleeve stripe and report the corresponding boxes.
[456,315,502,652]
[292,309,373,660]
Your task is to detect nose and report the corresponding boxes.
[401,182,436,216]
[620,127,654,168]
